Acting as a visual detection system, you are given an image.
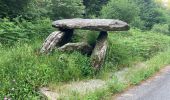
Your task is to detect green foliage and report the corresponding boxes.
[84,48,170,100]
[106,29,170,68]
[1,0,170,99]
[1,26,170,99]
[83,0,108,17]
[86,31,99,46]
[0,42,93,99]
[133,0,167,30]
[0,0,30,18]
[0,18,53,45]
[100,0,169,29]
[152,24,170,35]
[129,48,170,85]
[130,17,145,29]
[24,0,52,20]
[101,0,140,23]
[51,0,85,19]
[71,30,99,46]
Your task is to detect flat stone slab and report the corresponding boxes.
[52,19,130,31]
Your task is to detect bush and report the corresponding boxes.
[133,0,167,30]
[0,42,93,99]
[0,18,54,45]
[106,29,170,68]
[101,0,139,23]
[151,24,170,35]
[23,0,52,20]
[83,0,109,17]
[1,28,170,99]
[0,0,30,19]
[51,0,85,19]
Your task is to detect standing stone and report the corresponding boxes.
[91,31,108,69]
[40,29,74,54]
[41,18,130,69]
[40,31,65,53]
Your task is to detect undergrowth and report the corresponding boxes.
[1,22,170,99]
[67,47,170,100]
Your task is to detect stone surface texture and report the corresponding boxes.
[52,19,130,31]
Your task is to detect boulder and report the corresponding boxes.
[52,19,130,31]
[91,31,108,69]
[40,31,65,53]
[58,42,93,54]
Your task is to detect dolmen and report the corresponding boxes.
[40,19,130,69]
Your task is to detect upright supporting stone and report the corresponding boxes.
[40,29,74,54]
[40,31,65,53]
[58,28,74,46]
[91,31,108,69]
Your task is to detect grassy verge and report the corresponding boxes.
[1,28,170,99]
[78,48,170,100]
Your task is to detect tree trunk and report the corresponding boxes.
[58,42,93,55]
[91,31,108,69]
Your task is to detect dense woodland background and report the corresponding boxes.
[0,0,170,42]
[0,0,170,28]
[1,0,170,99]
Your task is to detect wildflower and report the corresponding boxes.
[11,88,15,91]
[12,79,16,83]
[4,97,8,100]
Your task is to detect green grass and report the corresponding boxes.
[0,41,93,99]
[99,29,170,78]
[66,47,170,100]
[1,27,170,99]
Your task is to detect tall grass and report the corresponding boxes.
[0,41,93,99]
[1,19,170,99]
[68,47,170,100]
[106,29,170,68]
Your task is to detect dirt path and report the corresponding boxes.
[115,66,170,100]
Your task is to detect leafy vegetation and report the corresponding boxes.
[1,28,170,99]
[1,0,170,99]
[101,0,139,23]
[62,47,170,100]
[0,18,53,45]
[0,42,93,98]
[51,0,85,19]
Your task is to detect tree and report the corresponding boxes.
[0,0,30,18]
[24,0,52,20]
[83,0,108,17]
[133,0,167,29]
[101,0,139,23]
[51,0,85,19]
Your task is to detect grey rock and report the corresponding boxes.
[52,19,130,31]
[91,31,108,69]
[40,31,65,53]
[58,42,93,54]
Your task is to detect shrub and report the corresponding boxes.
[151,24,170,35]
[51,0,85,19]
[1,28,170,99]
[0,42,93,99]
[106,29,170,68]
[0,18,54,45]
[0,0,31,19]
[101,0,139,23]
